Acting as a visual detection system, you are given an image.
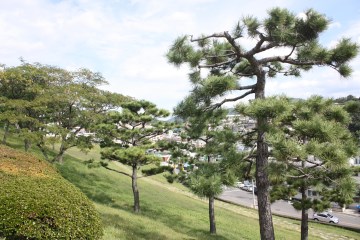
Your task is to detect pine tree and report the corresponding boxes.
[183,108,238,234]
[97,100,172,212]
[167,8,359,239]
[237,95,357,240]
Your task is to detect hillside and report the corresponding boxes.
[1,132,358,239]
[56,147,360,240]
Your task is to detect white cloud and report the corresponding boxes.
[329,21,341,29]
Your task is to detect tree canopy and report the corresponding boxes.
[0,61,129,162]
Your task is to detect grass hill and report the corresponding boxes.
[2,136,359,239]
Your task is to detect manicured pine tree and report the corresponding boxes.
[173,103,239,234]
[167,8,359,240]
[237,95,358,240]
[97,100,172,213]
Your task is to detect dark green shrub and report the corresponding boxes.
[164,173,175,183]
[0,145,103,239]
[141,166,173,176]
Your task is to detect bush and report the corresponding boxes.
[141,166,173,176]
[0,145,103,239]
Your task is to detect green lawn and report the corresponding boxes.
[57,147,359,240]
[3,135,359,239]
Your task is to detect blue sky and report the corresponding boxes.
[0,0,359,111]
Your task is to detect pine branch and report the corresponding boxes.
[285,174,308,179]
[102,165,132,178]
[244,144,257,162]
[136,129,167,144]
[198,136,213,143]
[206,88,255,110]
[233,72,256,77]
[246,34,273,55]
[265,65,294,76]
[240,129,257,139]
[304,158,325,168]
[224,31,243,59]
[206,52,236,59]
[259,56,328,66]
[103,165,148,179]
[205,51,236,59]
[236,84,257,90]
[198,58,237,69]
[190,33,227,42]
[285,45,296,59]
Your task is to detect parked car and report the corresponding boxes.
[244,185,253,192]
[241,182,254,192]
[235,181,244,188]
[313,212,339,224]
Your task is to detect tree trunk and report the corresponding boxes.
[37,143,49,162]
[255,128,274,240]
[300,186,309,240]
[2,121,9,145]
[255,71,275,240]
[53,141,66,163]
[24,138,31,152]
[209,195,216,234]
[132,164,140,213]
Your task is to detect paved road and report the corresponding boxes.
[219,188,360,230]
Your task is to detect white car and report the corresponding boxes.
[313,212,339,224]
[241,183,253,192]
[235,181,244,188]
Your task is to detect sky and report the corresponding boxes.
[0,0,359,112]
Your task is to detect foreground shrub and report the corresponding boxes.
[0,145,103,239]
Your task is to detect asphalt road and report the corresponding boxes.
[219,187,360,230]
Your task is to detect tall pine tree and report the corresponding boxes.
[167,8,359,239]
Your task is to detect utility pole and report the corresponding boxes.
[252,179,257,209]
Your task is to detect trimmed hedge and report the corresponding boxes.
[0,145,103,239]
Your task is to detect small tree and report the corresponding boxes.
[172,105,238,234]
[188,162,235,235]
[98,100,172,212]
[237,95,358,240]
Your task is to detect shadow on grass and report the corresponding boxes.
[139,205,230,240]
[185,229,230,240]
[56,160,135,212]
[102,213,175,240]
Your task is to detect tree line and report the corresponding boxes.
[0,60,129,162]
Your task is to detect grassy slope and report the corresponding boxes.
[61,148,359,240]
[4,137,360,240]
